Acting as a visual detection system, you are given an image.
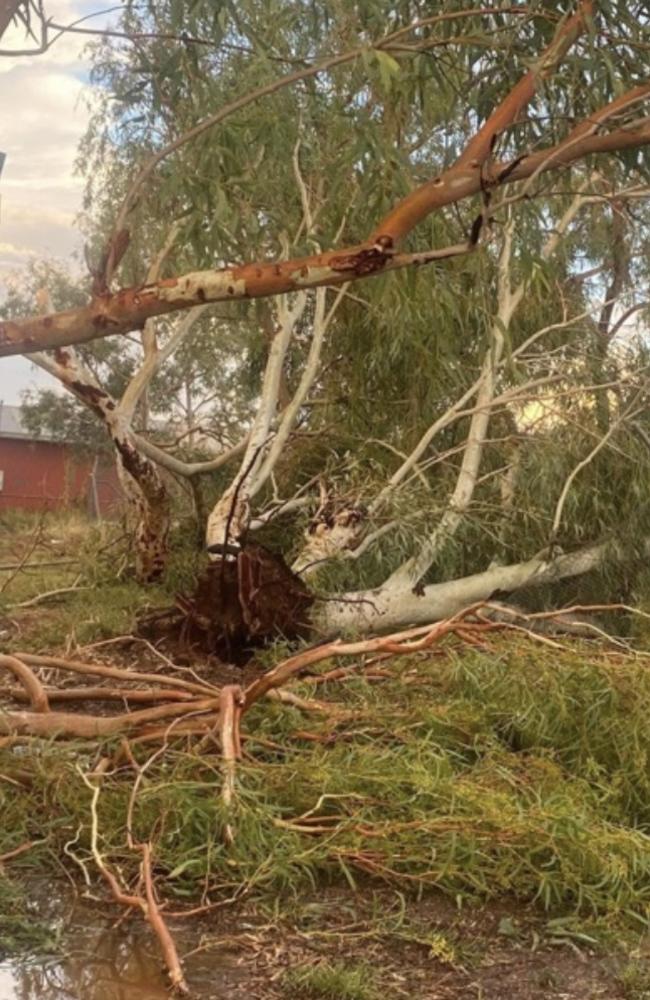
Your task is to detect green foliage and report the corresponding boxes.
[8,1,650,597]
[7,638,650,922]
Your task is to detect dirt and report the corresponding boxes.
[1,884,637,1000]
[138,545,314,665]
[196,891,633,1000]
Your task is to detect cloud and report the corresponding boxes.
[0,241,37,259]
[0,1,112,236]
[0,0,103,70]
[0,1,110,400]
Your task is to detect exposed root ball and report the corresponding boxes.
[139,542,314,663]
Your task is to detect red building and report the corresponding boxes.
[0,403,123,516]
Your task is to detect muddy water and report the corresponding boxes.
[0,888,169,1000]
[0,884,241,1000]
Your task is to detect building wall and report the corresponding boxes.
[0,438,122,516]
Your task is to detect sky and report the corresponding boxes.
[0,1,108,404]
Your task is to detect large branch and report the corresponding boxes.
[102,3,573,285]
[387,223,516,587]
[205,293,308,550]
[371,0,593,244]
[317,536,627,636]
[3,114,649,359]
[292,180,608,578]
[250,286,346,495]
[7,9,645,358]
[0,242,475,356]
[388,180,600,587]
[131,428,247,478]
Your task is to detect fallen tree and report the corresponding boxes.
[4,1,650,633]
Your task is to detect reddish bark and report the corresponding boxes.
[1,10,647,359]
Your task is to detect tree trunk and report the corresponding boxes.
[315,538,615,636]
[114,437,170,584]
[29,346,171,583]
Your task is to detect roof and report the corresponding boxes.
[0,403,54,441]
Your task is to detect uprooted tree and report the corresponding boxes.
[4,4,650,990]
[3,0,650,642]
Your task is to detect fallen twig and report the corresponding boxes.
[0,558,79,572]
[0,516,45,594]
[15,651,217,697]
[0,685,194,704]
[242,607,486,710]
[0,697,221,738]
[218,685,244,844]
[266,688,337,713]
[0,839,42,865]
[141,841,189,994]
[8,578,88,609]
[79,767,189,994]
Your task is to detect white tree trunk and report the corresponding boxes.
[316,538,613,635]
[206,293,307,551]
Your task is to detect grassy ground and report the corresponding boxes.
[0,507,200,648]
[3,510,650,997]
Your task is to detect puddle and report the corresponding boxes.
[0,888,169,999]
[0,882,244,999]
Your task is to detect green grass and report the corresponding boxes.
[619,960,650,1000]
[5,513,650,950]
[281,960,380,999]
[0,508,203,649]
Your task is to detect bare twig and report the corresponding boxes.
[78,767,189,994]
[7,578,88,609]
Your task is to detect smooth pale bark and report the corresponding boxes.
[205,294,307,551]
[295,186,599,580]
[317,538,613,635]
[388,184,597,588]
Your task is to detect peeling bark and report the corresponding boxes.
[3,87,649,357]
[30,347,171,583]
[114,435,170,583]
[292,492,367,577]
